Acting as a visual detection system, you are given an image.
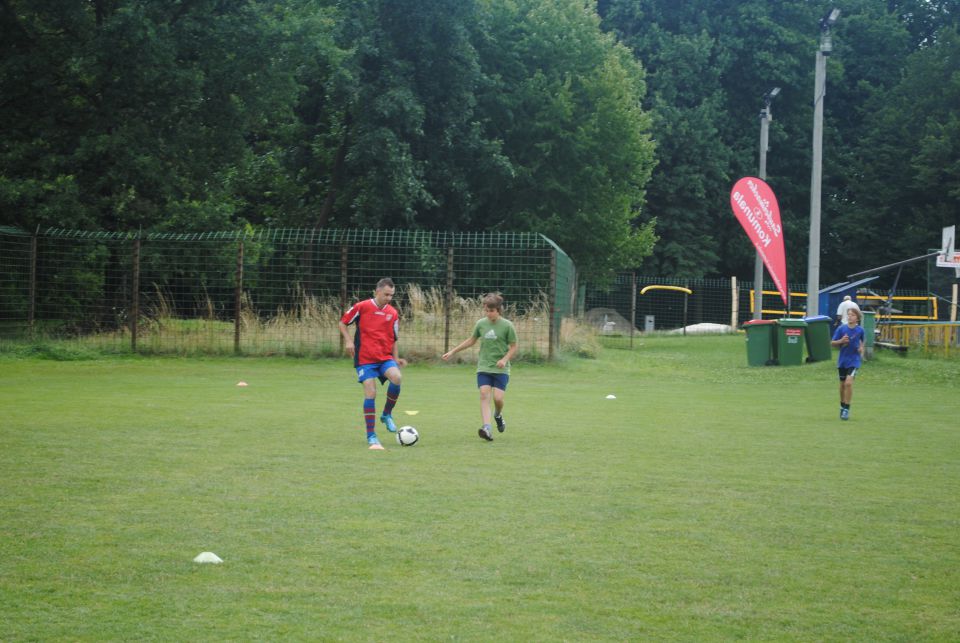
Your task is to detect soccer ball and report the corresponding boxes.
[396,425,419,446]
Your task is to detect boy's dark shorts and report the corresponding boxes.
[477,372,509,390]
[838,366,858,381]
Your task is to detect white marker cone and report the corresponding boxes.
[193,552,223,564]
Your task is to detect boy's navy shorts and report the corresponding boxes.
[477,372,509,390]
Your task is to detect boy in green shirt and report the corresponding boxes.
[442,293,519,441]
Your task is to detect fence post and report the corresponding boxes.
[131,238,140,352]
[630,271,637,349]
[234,240,243,355]
[548,249,557,360]
[339,244,348,354]
[952,283,958,322]
[130,233,140,353]
[731,276,738,328]
[444,245,454,353]
[28,233,37,335]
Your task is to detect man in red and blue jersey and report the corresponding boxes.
[339,278,406,450]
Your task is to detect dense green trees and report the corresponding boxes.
[599,0,960,286]
[1,0,655,280]
[2,0,958,284]
[840,24,960,285]
[1,0,307,231]
[472,0,656,277]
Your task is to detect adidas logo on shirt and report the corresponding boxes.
[484,329,497,339]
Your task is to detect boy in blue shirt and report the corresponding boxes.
[830,307,865,420]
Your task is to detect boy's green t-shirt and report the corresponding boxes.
[471,317,518,374]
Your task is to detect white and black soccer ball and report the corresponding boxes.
[396,425,420,446]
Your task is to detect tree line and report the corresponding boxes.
[2,0,958,285]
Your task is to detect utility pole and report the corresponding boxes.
[754,87,780,320]
[806,8,840,316]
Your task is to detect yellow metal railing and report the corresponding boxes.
[883,323,960,356]
[749,290,808,317]
[748,291,938,320]
[858,295,937,320]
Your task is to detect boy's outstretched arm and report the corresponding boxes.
[442,336,477,361]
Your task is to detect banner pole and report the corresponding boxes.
[730,277,738,328]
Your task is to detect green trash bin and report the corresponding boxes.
[775,318,807,366]
[861,310,876,358]
[803,315,833,362]
[742,319,778,366]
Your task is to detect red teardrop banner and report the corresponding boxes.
[730,177,788,305]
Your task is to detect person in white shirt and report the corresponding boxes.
[836,295,861,328]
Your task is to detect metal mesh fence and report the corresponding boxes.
[584,274,742,348]
[5,228,951,357]
[0,227,575,359]
[582,272,943,349]
[0,228,32,339]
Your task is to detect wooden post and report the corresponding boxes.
[339,244,348,354]
[951,283,958,352]
[548,249,557,360]
[28,234,37,334]
[629,272,637,349]
[731,276,739,329]
[444,245,454,353]
[131,238,140,352]
[234,240,243,355]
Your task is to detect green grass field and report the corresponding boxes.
[2,336,958,641]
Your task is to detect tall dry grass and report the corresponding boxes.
[57,282,601,359]
[399,284,558,362]
[239,286,342,357]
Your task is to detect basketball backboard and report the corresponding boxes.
[937,225,960,277]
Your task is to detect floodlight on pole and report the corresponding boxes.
[806,8,840,316]
[753,86,781,320]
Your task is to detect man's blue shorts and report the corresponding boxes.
[357,360,399,384]
[477,372,509,391]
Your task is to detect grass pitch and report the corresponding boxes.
[1,336,958,641]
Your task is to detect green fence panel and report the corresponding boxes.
[0,227,575,360]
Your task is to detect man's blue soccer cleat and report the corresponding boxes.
[367,434,384,450]
[840,408,849,421]
[380,414,398,432]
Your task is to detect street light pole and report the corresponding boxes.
[806,8,840,316]
[754,87,780,320]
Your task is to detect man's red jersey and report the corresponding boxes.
[340,299,400,366]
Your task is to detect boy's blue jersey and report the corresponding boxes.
[832,324,865,368]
